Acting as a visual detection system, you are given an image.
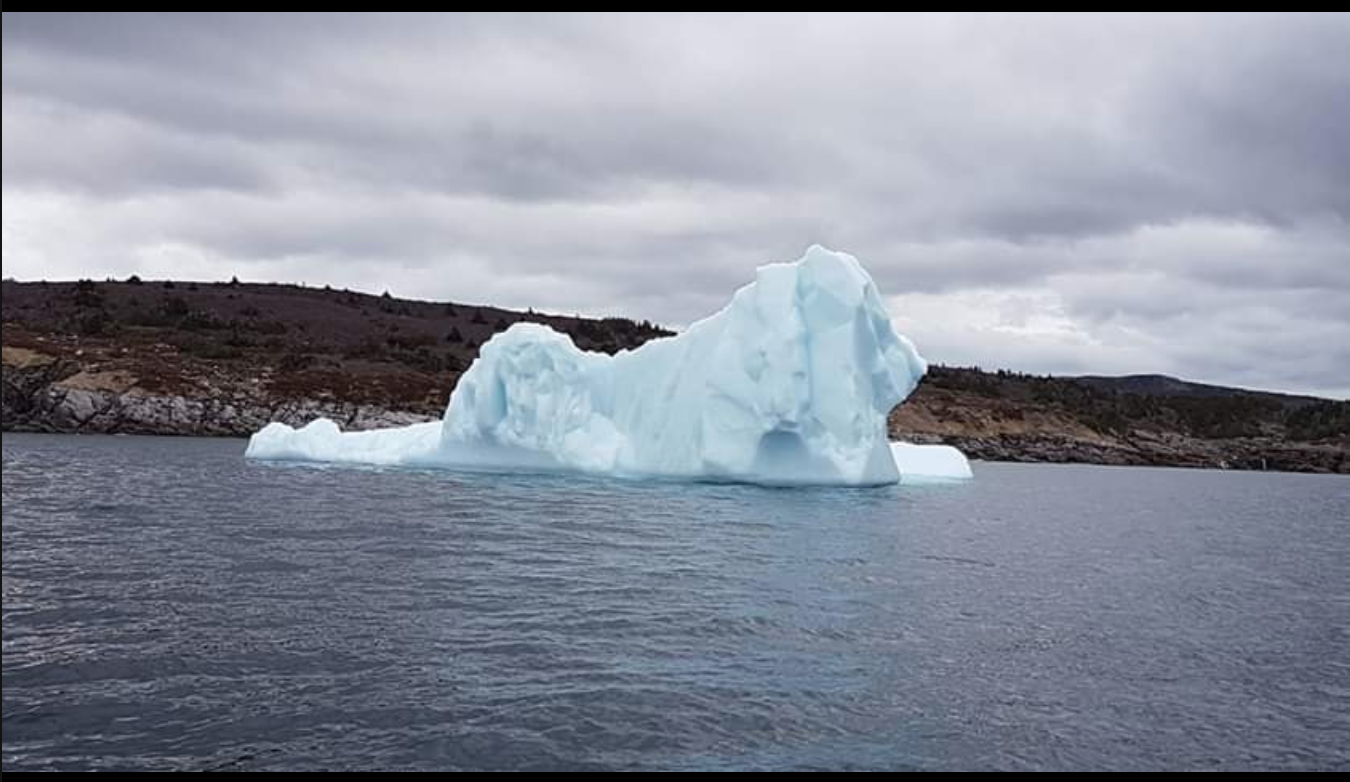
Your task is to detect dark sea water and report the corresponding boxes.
[2,433,1347,771]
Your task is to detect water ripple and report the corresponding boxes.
[3,434,1348,770]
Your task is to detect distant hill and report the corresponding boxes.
[891,366,1348,473]
[2,277,668,434]
[1073,373,1324,408]
[3,277,1346,473]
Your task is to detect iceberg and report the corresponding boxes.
[890,442,974,483]
[246,245,971,486]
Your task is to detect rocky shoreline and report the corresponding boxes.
[4,278,1345,474]
[6,354,1345,474]
[896,431,1347,474]
[3,350,434,438]
[888,379,1348,475]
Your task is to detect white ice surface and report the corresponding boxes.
[890,442,974,483]
[247,246,972,486]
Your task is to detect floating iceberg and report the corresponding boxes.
[890,442,974,483]
[247,245,971,486]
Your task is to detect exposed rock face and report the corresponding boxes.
[890,383,1349,474]
[896,431,1347,474]
[3,353,433,436]
[8,345,1344,474]
[2,278,668,439]
[3,278,1346,473]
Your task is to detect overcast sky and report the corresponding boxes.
[3,13,1347,397]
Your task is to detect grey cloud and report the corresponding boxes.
[2,12,1348,396]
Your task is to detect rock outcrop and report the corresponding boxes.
[3,349,433,436]
[3,278,1346,473]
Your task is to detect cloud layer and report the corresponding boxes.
[4,13,1347,396]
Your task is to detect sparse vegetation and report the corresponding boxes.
[1285,399,1350,442]
[7,277,1336,471]
[73,279,102,308]
[917,364,1337,442]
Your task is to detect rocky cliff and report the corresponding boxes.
[4,278,1346,473]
